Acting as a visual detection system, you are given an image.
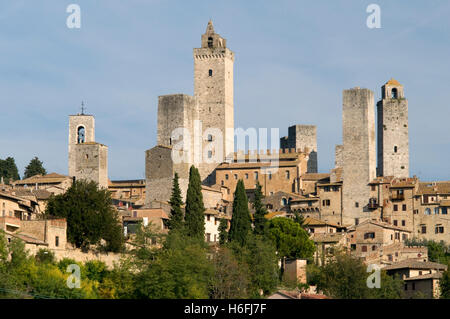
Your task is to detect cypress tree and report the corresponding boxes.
[228,180,252,246]
[218,218,228,245]
[184,165,205,239]
[168,172,184,232]
[252,181,268,236]
[24,156,47,179]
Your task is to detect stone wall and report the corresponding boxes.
[342,87,376,225]
[73,143,108,189]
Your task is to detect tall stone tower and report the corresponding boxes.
[342,88,376,226]
[194,20,235,182]
[146,21,234,205]
[68,111,108,189]
[280,125,318,173]
[377,78,409,178]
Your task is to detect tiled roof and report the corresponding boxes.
[404,273,442,281]
[417,182,450,195]
[301,173,330,181]
[311,232,346,243]
[385,78,402,86]
[11,189,52,200]
[303,217,343,229]
[13,173,70,185]
[383,259,447,271]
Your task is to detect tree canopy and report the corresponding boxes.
[45,179,124,252]
[252,182,268,236]
[167,172,184,232]
[0,157,20,184]
[184,166,205,240]
[24,156,47,179]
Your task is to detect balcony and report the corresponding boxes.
[368,198,378,210]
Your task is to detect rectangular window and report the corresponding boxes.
[286,171,290,179]
[207,215,210,221]
[394,205,398,212]
[268,172,272,180]
[55,236,59,247]
[442,208,448,215]
[225,174,229,180]
[421,225,427,234]
[371,185,376,191]
[254,172,258,180]
[355,202,359,208]
[434,207,440,215]
[361,245,367,252]
[206,233,211,242]
[393,220,398,226]
[208,150,213,158]
[435,226,444,234]
[245,173,249,179]
[402,220,405,226]
[402,204,407,211]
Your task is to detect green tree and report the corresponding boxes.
[184,166,205,240]
[24,157,47,179]
[35,248,55,264]
[45,180,124,252]
[267,217,315,260]
[0,157,20,184]
[441,268,450,299]
[168,172,184,232]
[252,182,268,236]
[218,218,228,245]
[228,180,252,246]
[293,211,305,227]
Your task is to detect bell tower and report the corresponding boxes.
[193,20,235,183]
[377,78,409,178]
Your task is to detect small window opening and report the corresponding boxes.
[77,126,85,144]
[208,37,213,48]
[391,88,398,99]
[209,69,213,77]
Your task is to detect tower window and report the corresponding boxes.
[208,37,213,48]
[208,69,213,77]
[77,126,85,144]
[394,146,398,153]
[207,134,213,141]
[391,88,398,99]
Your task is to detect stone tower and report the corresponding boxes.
[342,88,376,226]
[194,20,235,182]
[377,78,409,178]
[146,21,234,205]
[280,125,318,173]
[68,112,108,189]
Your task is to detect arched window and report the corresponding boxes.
[281,198,287,206]
[391,88,398,99]
[208,69,213,77]
[77,126,85,144]
[208,37,213,48]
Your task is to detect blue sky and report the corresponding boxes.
[0,0,449,181]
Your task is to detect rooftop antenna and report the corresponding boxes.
[81,101,86,115]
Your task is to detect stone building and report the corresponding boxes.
[280,125,318,173]
[342,87,376,226]
[68,112,108,189]
[377,79,409,178]
[214,149,308,197]
[145,20,234,205]
[12,172,73,195]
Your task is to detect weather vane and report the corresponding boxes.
[81,101,86,115]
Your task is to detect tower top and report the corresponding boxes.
[385,78,403,87]
[201,20,226,49]
[381,78,405,99]
[206,20,215,34]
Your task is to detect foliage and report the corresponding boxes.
[405,238,450,264]
[228,180,252,246]
[184,166,205,240]
[0,157,20,184]
[168,172,184,232]
[45,179,124,252]
[24,156,47,179]
[441,268,450,299]
[252,182,268,236]
[210,247,249,298]
[218,218,228,245]
[35,249,55,264]
[267,217,315,260]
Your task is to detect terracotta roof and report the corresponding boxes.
[301,173,330,181]
[311,232,346,243]
[13,173,70,185]
[10,189,52,200]
[404,273,442,281]
[202,185,222,193]
[440,200,450,207]
[5,231,47,246]
[356,219,411,233]
[369,176,395,185]
[303,217,343,229]
[417,182,450,195]
[385,78,402,86]
[383,259,447,271]
[265,212,286,219]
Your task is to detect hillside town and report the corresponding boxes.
[1,21,449,300]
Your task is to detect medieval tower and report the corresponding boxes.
[146,20,234,205]
[342,87,376,225]
[68,111,108,189]
[280,124,318,173]
[377,78,409,178]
